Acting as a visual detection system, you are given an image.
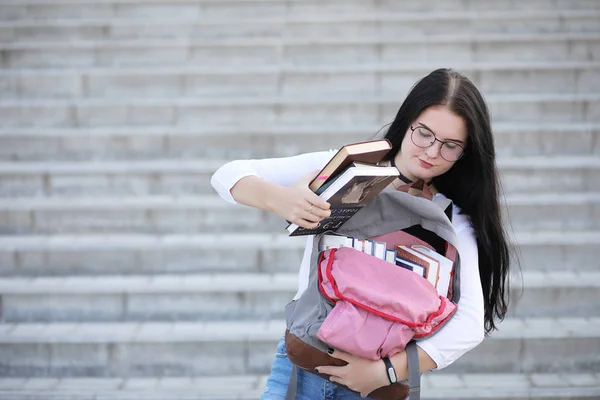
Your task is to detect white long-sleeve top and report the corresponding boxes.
[210,150,485,370]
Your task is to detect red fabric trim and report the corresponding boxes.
[317,251,335,303]
[324,248,447,329]
[413,302,458,338]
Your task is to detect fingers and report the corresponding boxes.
[328,348,352,362]
[304,201,331,220]
[290,198,331,228]
[314,365,342,377]
[299,209,321,223]
[306,193,331,211]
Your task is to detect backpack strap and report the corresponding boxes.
[406,340,421,400]
[284,363,298,400]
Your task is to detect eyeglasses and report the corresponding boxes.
[410,125,465,162]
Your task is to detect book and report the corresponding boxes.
[287,164,399,236]
[353,238,364,252]
[315,161,377,196]
[385,249,396,264]
[396,245,441,291]
[412,245,454,298]
[364,240,374,256]
[319,234,351,251]
[308,139,393,193]
[395,256,427,278]
[373,241,386,260]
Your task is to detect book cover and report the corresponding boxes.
[308,139,393,192]
[287,165,398,236]
[412,245,454,298]
[396,245,440,289]
[315,161,377,196]
[395,257,427,278]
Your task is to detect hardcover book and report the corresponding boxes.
[396,245,442,294]
[308,139,393,193]
[287,164,399,236]
[411,245,454,298]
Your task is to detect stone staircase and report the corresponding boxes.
[0,0,599,399]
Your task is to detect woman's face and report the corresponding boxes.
[396,105,468,182]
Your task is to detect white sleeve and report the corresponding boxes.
[210,151,336,204]
[416,216,485,370]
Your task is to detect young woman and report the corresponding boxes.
[211,69,512,399]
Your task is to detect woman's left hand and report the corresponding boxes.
[315,349,390,398]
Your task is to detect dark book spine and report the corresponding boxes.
[289,207,362,237]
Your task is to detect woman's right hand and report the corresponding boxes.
[267,170,332,229]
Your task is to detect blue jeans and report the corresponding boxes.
[261,334,376,400]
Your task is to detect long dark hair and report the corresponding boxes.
[382,68,511,333]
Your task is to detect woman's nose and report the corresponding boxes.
[426,141,442,158]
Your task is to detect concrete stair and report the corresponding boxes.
[1,157,600,199]
[1,62,599,100]
[1,0,599,399]
[1,94,599,129]
[0,373,598,400]
[1,193,600,234]
[0,271,599,322]
[0,0,599,19]
[2,9,600,41]
[0,230,599,277]
[1,122,599,161]
[0,318,599,377]
[2,32,599,68]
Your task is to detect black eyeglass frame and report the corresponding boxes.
[409,125,465,162]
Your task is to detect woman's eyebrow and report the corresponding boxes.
[417,122,465,144]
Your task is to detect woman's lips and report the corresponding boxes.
[419,159,433,168]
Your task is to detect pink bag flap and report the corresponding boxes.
[318,247,456,333]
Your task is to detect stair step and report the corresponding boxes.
[1,192,600,210]
[1,0,599,21]
[2,92,599,105]
[0,373,599,400]
[0,122,598,161]
[2,60,597,75]
[0,271,598,322]
[2,271,599,294]
[0,231,598,276]
[0,318,598,376]
[3,63,599,99]
[3,33,598,68]
[1,93,598,128]
[1,10,599,43]
[3,9,599,26]
[0,231,599,250]
[1,193,599,234]
[3,32,600,49]
[1,157,599,198]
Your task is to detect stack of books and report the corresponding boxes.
[318,234,453,297]
[319,234,396,263]
[287,139,399,237]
